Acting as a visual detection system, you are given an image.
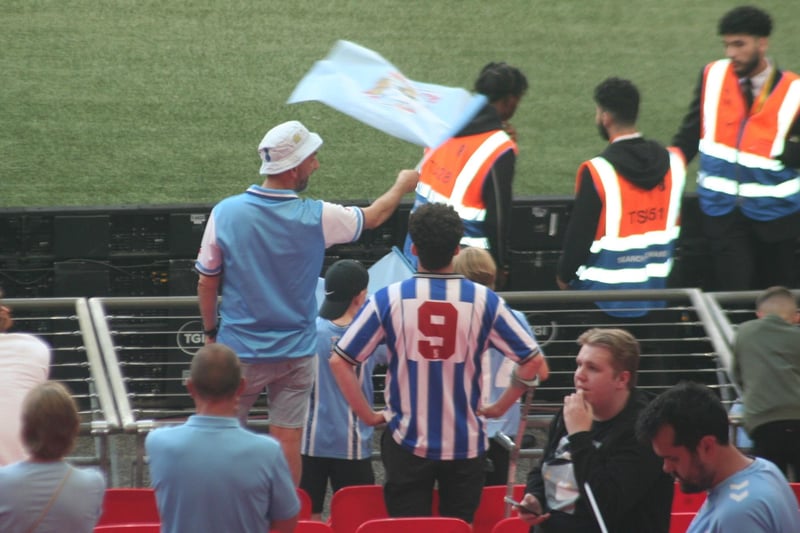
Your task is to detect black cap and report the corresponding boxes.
[319,260,369,320]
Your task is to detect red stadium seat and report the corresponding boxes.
[268,490,314,532]
[355,517,471,533]
[669,512,696,533]
[490,517,530,533]
[471,484,526,533]
[293,521,335,533]
[328,485,389,533]
[790,483,800,506]
[671,483,706,513]
[94,524,160,533]
[297,487,313,520]
[96,489,160,526]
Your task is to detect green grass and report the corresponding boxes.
[2,0,798,207]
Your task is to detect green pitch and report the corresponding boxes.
[2,0,797,207]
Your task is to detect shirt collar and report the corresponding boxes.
[742,58,773,98]
[186,414,241,428]
[246,184,299,199]
[610,132,643,143]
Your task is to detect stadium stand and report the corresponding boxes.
[490,517,529,533]
[290,522,336,533]
[97,489,159,526]
[93,525,160,533]
[328,485,389,533]
[4,196,793,499]
[354,517,472,533]
[4,287,749,494]
[471,485,525,533]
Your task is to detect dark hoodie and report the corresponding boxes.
[526,389,674,533]
[557,137,671,283]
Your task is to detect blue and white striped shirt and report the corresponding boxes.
[334,273,541,460]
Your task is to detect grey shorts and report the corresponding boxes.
[238,356,315,429]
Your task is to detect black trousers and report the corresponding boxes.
[702,210,799,291]
[380,430,485,523]
[751,420,800,479]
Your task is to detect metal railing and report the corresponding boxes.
[5,288,753,486]
[4,297,118,482]
[82,288,742,485]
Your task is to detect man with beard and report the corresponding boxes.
[556,77,686,318]
[196,120,418,485]
[637,382,800,533]
[671,6,800,291]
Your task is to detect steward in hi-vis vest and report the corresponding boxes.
[694,59,800,222]
[671,6,800,291]
[558,77,687,318]
[567,149,686,317]
[407,125,516,251]
[403,62,528,289]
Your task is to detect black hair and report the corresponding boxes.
[474,62,528,102]
[636,381,730,449]
[718,6,772,37]
[594,77,639,126]
[408,203,463,271]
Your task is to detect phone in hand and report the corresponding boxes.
[503,496,541,516]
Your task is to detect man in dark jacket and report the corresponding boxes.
[557,77,685,318]
[403,62,527,288]
[518,328,673,533]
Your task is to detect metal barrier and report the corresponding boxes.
[4,297,118,482]
[502,288,739,403]
[494,288,741,465]
[82,289,742,486]
[700,289,800,447]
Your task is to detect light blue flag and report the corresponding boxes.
[288,40,487,148]
[315,247,414,311]
[365,246,415,295]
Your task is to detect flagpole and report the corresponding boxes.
[584,482,609,533]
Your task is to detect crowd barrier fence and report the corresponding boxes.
[6,288,765,487]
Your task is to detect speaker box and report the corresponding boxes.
[169,259,198,296]
[53,215,110,259]
[169,212,209,258]
[508,250,560,291]
[53,261,110,297]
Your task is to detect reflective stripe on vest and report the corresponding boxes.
[698,173,800,198]
[576,151,685,285]
[698,59,800,201]
[416,130,514,222]
[460,236,490,249]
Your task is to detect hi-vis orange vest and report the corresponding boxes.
[697,59,800,220]
[571,149,686,317]
[414,130,517,248]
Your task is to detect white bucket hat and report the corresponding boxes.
[258,120,323,175]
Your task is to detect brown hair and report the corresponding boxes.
[453,247,497,289]
[190,343,242,399]
[577,328,640,388]
[21,382,81,460]
[756,286,797,323]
